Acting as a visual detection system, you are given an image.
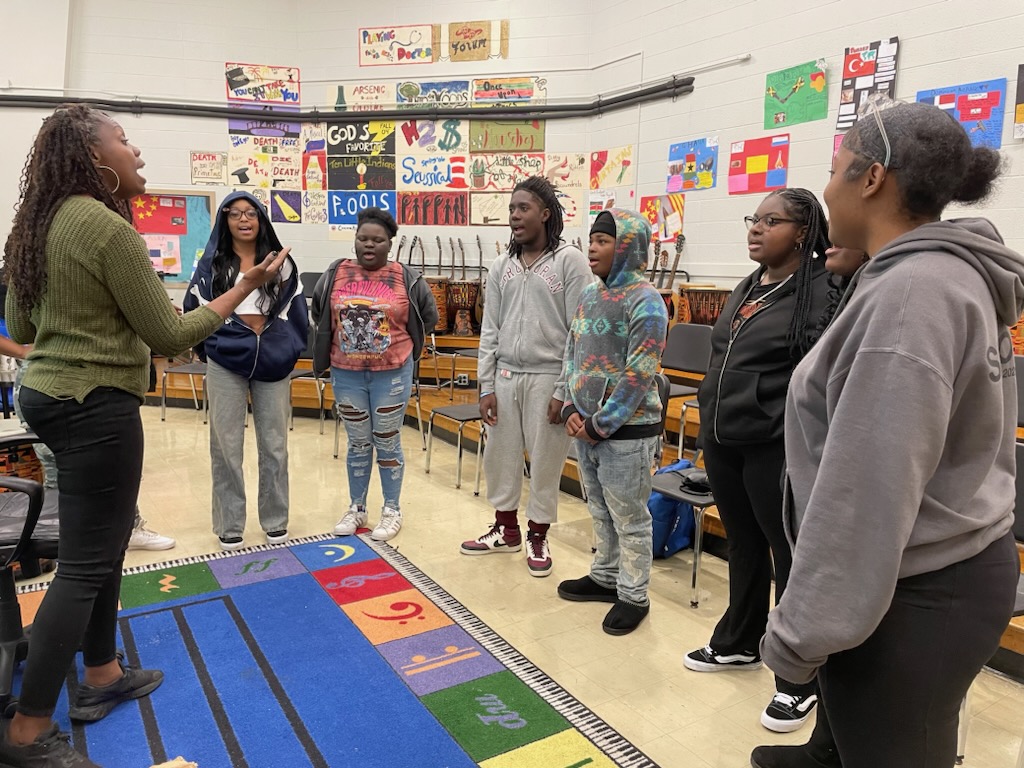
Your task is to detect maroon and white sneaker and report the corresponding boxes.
[525,531,552,577]
[460,524,522,555]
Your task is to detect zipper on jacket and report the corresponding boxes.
[711,287,777,444]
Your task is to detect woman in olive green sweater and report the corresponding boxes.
[0,105,286,768]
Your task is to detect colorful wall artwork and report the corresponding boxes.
[545,153,589,227]
[397,192,470,226]
[189,152,227,185]
[836,37,900,130]
[637,195,684,240]
[666,138,718,193]
[397,119,469,155]
[330,82,397,112]
[397,155,469,191]
[358,25,439,67]
[448,20,510,62]
[917,78,1008,149]
[325,121,397,157]
[590,146,635,190]
[469,120,546,153]
[270,190,302,224]
[326,155,397,191]
[468,153,545,191]
[471,77,547,107]
[225,63,300,104]
[1015,65,1024,140]
[470,192,512,226]
[764,60,828,129]
[396,80,471,107]
[728,134,790,195]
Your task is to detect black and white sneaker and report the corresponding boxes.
[760,692,818,733]
[683,645,763,672]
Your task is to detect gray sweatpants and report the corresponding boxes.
[483,371,572,524]
[206,359,290,538]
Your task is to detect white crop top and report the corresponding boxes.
[233,259,293,314]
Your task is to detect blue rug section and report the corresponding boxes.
[51,573,477,768]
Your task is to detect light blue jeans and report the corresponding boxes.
[331,357,413,511]
[576,435,659,605]
[206,359,290,538]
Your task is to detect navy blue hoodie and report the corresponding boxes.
[184,191,308,382]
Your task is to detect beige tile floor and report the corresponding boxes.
[120,406,1024,767]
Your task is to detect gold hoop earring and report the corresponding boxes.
[96,164,120,194]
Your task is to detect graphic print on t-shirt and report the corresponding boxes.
[333,279,397,358]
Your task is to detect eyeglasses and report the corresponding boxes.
[224,209,259,221]
[744,214,801,231]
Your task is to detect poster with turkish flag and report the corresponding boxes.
[835,36,900,131]
[131,194,188,235]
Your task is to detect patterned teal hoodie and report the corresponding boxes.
[560,209,668,441]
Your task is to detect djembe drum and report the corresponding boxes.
[447,280,480,337]
[680,287,732,326]
[426,276,450,333]
[657,288,675,322]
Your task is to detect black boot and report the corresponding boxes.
[750,743,841,768]
[601,599,649,635]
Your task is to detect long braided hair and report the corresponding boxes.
[4,105,131,315]
[507,176,565,257]
[767,188,829,361]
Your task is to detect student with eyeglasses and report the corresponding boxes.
[184,192,309,551]
[759,102,1023,767]
[683,189,830,735]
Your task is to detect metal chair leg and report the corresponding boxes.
[202,376,209,425]
[473,425,485,496]
[690,505,706,608]
[415,393,425,450]
[455,423,465,488]
[425,415,436,474]
[160,371,169,421]
[188,372,199,410]
[318,379,327,435]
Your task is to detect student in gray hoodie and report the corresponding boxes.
[761,101,1023,767]
[460,176,592,577]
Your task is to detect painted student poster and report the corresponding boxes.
[639,196,660,231]
[833,134,845,161]
[225,63,300,104]
[469,120,546,153]
[189,151,227,185]
[227,105,300,139]
[764,60,828,129]
[328,191,397,226]
[590,146,635,190]
[132,194,187,235]
[326,121,397,156]
[302,190,328,225]
[470,192,512,226]
[589,190,616,222]
[142,234,182,273]
[836,37,900,130]
[397,119,469,155]
[227,136,300,189]
[545,153,589,227]
[468,153,545,191]
[448,20,510,62]
[300,123,327,155]
[302,152,327,191]
[396,80,471,107]
[1016,65,1024,139]
[397,192,470,226]
[917,79,1008,149]
[358,25,439,67]
[654,194,685,240]
[270,191,302,224]
[326,155,397,191]
[666,137,718,193]
[330,82,397,112]
[728,134,790,195]
[471,77,548,107]
[397,155,469,191]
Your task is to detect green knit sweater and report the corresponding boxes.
[6,196,223,403]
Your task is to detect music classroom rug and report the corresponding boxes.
[17,534,659,768]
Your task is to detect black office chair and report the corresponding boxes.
[288,325,325,432]
[0,431,59,716]
[425,403,485,493]
[661,324,712,459]
[299,272,321,300]
[159,352,207,423]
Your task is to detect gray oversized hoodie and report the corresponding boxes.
[477,241,593,401]
[762,218,1024,685]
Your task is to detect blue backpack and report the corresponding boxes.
[650,458,697,558]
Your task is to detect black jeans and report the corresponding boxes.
[703,437,814,697]
[816,532,1019,767]
[16,386,143,717]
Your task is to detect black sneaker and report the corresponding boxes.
[0,721,101,767]
[557,575,618,603]
[750,742,841,768]
[218,535,244,552]
[683,645,762,672]
[760,692,818,733]
[68,663,164,722]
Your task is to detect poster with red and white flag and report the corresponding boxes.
[131,194,188,235]
[917,79,1007,149]
[835,37,900,131]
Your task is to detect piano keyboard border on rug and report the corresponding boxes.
[367,537,660,768]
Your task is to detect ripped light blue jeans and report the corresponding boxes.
[330,357,413,510]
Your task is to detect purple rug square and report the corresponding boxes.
[208,548,307,588]
[376,624,503,696]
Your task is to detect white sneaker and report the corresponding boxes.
[334,504,368,536]
[128,521,176,551]
[370,506,403,541]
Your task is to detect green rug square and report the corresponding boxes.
[421,670,570,762]
[119,563,221,608]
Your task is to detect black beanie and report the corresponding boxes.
[590,211,616,238]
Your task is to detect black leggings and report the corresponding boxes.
[814,532,1019,767]
[703,437,814,697]
[16,386,143,717]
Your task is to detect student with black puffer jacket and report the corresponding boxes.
[683,188,831,736]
